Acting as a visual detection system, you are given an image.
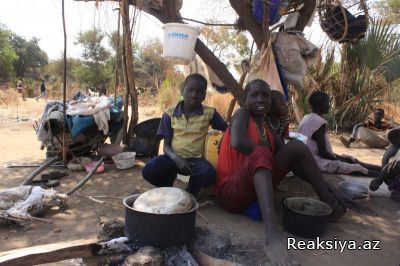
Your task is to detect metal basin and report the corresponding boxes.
[283,197,332,238]
[123,194,198,248]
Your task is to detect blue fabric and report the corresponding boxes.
[244,201,263,221]
[275,58,289,102]
[214,85,229,94]
[66,96,123,139]
[142,154,217,195]
[253,0,282,25]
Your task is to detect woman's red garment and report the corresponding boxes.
[214,116,285,213]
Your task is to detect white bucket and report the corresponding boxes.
[162,23,199,65]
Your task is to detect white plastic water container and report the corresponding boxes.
[162,23,199,65]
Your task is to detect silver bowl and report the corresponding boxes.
[339,181,368,199]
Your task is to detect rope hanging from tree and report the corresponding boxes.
[318,0,369,43]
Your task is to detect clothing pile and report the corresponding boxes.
[0,186,68,224]
[36,100,64,144]
[36,94,123,156]
[272,31,319,88]
[67,95,113,135]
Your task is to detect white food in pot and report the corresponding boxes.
[133,187,193,214]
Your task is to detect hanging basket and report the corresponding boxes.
[318,0,369,43]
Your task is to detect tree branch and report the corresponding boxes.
[295,0,316,31]
[229,0,264,49]
[195,40,244,105]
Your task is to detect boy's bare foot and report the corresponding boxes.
[264,233,300,266]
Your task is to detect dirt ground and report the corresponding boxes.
[0,98,399,266]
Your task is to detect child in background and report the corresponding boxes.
[298,91,381,176]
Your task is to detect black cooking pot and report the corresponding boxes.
[128,136,161,157]
[132,118,161,138]
[123,194,198,248]
[282,197,332,238]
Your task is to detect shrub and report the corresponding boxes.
[157,78,182,111]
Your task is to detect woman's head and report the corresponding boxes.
[244,79,271,117]
[309,91,330,114]
[270,90,288,117]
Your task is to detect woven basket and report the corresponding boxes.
[112,152,136,170]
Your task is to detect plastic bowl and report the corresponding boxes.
[84,161,105,173]
[339,181,368,199]
[112,152,136,170]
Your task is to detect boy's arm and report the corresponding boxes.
[230,108,257,154]
[312,125,338,160]
[157,112,193,175]
[163,136,193,175]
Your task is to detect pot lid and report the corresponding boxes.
[133,187,193,214]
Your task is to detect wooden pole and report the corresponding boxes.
[226,72,247,121]
[121,1,129,145]
[20,157,60,186]
[0,239,100,266]
[114,7,121,103]
[61,0,67,164]
[66,156,106,196]
[121,0,139,141]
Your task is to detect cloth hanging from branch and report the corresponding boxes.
[245,42,284,96]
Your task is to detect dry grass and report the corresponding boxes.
[156,85,181,112]
[0,89,23,118]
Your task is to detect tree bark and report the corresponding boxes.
[121,0,139,137]
[229,0,264,49]
[295,0,316,31]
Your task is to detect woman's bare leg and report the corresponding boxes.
[275,140,346,218]
[253,168,299,266]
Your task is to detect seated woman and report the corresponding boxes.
[214,80,354,266]
[370,127,400,201]
[298,91,381,176]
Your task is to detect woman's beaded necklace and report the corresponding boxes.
[267,116,281,131]
[256,121,268,142]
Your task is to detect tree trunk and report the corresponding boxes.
[121,0,139,137]
[295,0,316,31]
